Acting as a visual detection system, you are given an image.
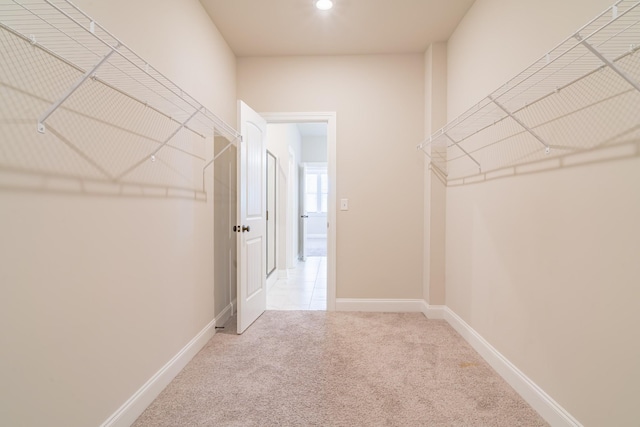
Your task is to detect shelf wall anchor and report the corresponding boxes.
[37,45,119,134]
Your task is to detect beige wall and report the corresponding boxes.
[445,0,640,425]
[238,54,425,299]
[0,0,236,425]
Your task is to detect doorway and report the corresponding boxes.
[300,162,328,260]
[266,150,277,278]
[261,113,336,311]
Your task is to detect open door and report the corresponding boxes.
[299,163,308,262]
[237,101,267,334]
[266,151,277,277]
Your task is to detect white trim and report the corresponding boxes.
[277,269,289,279]
[267,273,278,288]
[335,298,427,313]
[443,307,582,427]
[100,315,220,427]
[215,299,236,329]
[419,300,447,319]
[260,112,337,311]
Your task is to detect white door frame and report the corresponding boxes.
[260,112,337,311]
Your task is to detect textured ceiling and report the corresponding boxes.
[199,0,476,57]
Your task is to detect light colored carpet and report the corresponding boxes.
[133,311,548,426]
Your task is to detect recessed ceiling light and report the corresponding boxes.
[314,0,333,11]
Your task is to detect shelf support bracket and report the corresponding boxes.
[148,107,203,160]
[576,35,640,93]
[488,95,551,154]
[444,133,481,172]
[113,107,203,182]
[37,45,118,134]
[203,137,237,172]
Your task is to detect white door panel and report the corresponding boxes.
[237,101,267,334]
[300,163,307,261]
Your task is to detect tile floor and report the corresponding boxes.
[267,256,326,310]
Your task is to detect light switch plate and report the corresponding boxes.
[340,199,348,211]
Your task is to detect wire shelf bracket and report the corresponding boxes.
[576,34,640,92]
[488,95,551,154]
[37,44,119,134]
[149,107,203,159]
[444,132,482,172]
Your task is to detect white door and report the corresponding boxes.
[300,163,308,261]
[237,101,267,334]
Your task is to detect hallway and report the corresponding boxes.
[267,256,327,310]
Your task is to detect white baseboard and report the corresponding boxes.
[335,298,426,312]
[267,273,278,289]
[443,307,582,427]
[419,300,447,319]
[215,299,236,329]
[277,269,288,279]
[100,315,220,427]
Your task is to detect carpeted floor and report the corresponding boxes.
[133,311,548,426]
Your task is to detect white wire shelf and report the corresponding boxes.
[419,0,640,184]
[0,0,239,197]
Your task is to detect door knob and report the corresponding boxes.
[242,225,250,232]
